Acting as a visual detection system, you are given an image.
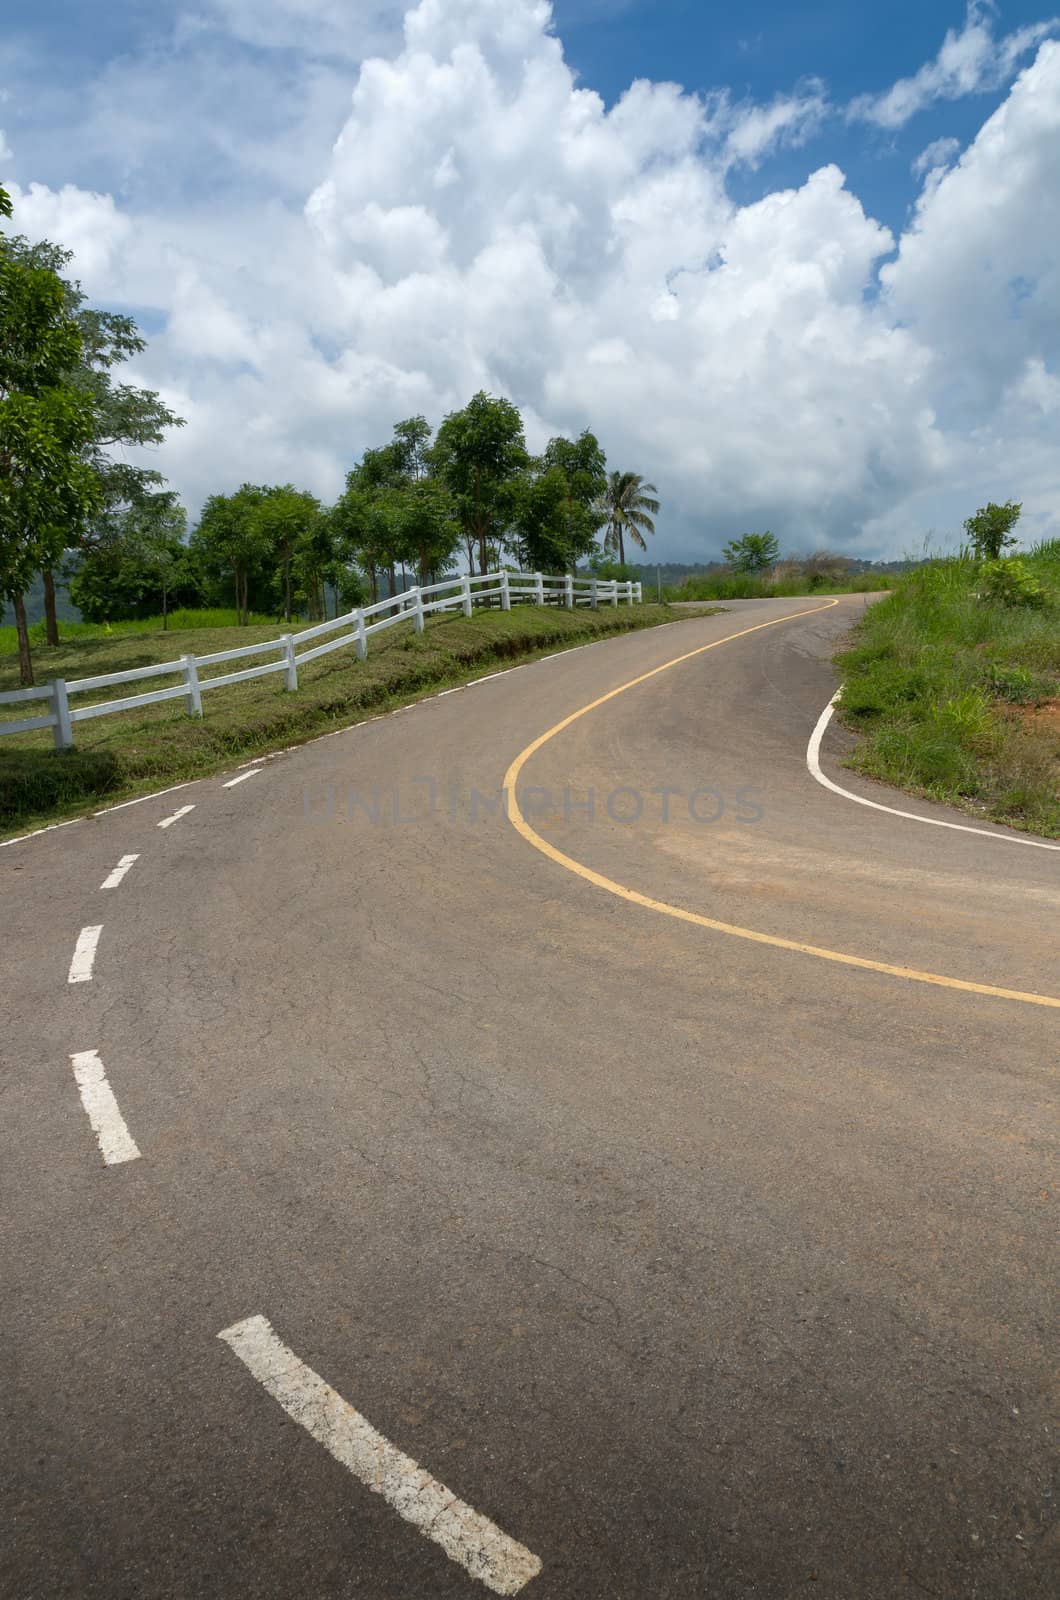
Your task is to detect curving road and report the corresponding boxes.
[2,597,1057,1599]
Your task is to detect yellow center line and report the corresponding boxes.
[503,600,1060,1010]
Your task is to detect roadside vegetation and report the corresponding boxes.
[667,536,893,600]
[834,519,1059,838]
[0,600,710,834]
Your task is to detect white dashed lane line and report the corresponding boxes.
[100,853,139,890]
[158,804,196,829]
[222,769,260,789]
[218,1315,543,1596]
[68,925,103,984]
[70,1050,141,1166]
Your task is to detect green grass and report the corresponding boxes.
[0,601,719,835]
[0,606,284,655]
[670,572,892,601]
[833,541,1060,837]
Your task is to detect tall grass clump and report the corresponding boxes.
[672,570,892,602]
[834,545,1060,836]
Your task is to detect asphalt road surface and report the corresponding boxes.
[2,597,1057,1599]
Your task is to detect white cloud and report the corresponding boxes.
[911,135,961,176]
[711,81,829,169]
[849,1,1058,129]
[1,0,1058,558]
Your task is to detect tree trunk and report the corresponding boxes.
[388,562,396,599]
[370,566,378,605]
[42,569,60,647]
[14,594,34,687]
[162,574,168,630]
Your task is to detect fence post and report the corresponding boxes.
[500,570,511,611]
[49,677,73,751]
[280,634,298,691]
[410,587,425,634]
[534,571,545,606]
[355,609,368,661]
[590,576,598,610]
[625,580,633,605]
[565,574,574,608]
[461,574,473,617]
[611,580,619,607]
[181,654,203,719]
[636,581,643,603]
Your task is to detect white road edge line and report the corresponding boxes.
[0,817,82,849]
[218,1315,542,1596]
[70,1050,141,1165]
[94,781,195,817]
[68,924,103,983]
[807,691,1060,852]
[100,853,139,890]
[158,803,196,829]
[223,769,260,788]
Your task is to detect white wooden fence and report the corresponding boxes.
[0,569,643,750]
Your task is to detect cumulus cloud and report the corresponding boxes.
[849,0,1058,129]
[2,0,1059,556]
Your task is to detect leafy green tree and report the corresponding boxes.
[68,495,194,625]
[432,392,527,575]
[1,231,184,643]
[599,471,659,566]
[250,485,322,621]
[391,415,432,482]
[722,531,780,574]
[0,188,101,682]
[290,500,335,620]
[391,478,461,585]
[329,479,396,604]
[511,464,573,573]
[964,501,1022,561]
[190,485,273,624]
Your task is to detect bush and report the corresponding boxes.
[978,558,1048,608]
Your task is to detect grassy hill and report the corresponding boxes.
[834,543,1060,837]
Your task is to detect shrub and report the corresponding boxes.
[978,558,1048,608]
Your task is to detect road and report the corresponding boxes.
[2,597,1056,1599]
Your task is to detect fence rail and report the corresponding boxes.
[1,571,643,750]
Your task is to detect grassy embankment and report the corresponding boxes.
[0,601,710,834]
[834,543,1060,837]
[669,572,892,602]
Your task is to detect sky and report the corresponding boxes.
[1,0,1058,562]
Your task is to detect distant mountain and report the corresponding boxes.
[0,572,80,628]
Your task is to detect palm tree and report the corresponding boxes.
[599,471,660,565]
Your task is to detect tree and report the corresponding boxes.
[0,189,101,683]
[128,496,190,628]
[1,231,184,643]
[432,392,527,575]
[599,471,659,566]
[964,501,1022,561]
[329,479,395,605]
[68,495,194,625]
[190,485,272,624]
[722,531,780,574]
[391,478,461,586]
[252,485,322,622]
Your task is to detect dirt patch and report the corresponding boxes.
[1011,697,1060,737]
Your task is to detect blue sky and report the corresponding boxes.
[2,1,1058,560]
